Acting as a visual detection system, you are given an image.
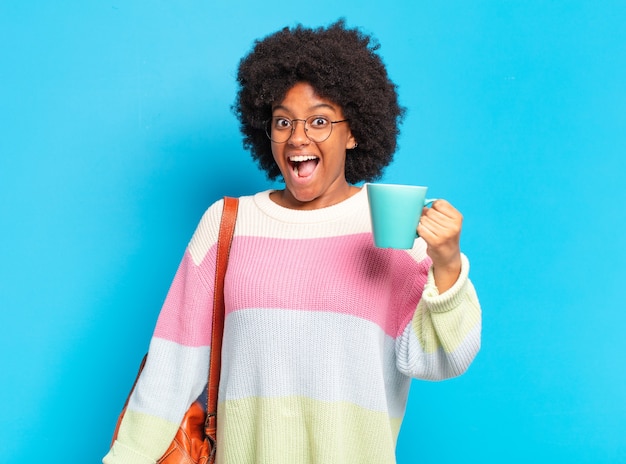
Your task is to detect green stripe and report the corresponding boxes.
[217,396,402,464]
[117,409,179,462]
[413,290,481,354]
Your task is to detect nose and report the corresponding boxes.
[288,119,310,145]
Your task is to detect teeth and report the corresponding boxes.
[289,155,318,162]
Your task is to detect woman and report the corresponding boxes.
[104,20,481,464]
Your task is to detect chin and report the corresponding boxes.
[290,191,318,204]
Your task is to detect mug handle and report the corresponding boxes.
[416,198,438,238]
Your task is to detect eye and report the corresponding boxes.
[273,117,292,130]
[308,116,329,128]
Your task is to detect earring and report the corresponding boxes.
[352,142,358,149]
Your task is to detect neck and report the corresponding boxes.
[270,184,360,210]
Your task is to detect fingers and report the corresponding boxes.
[417,199,462,263]
[417,199,464,292]
[418,199,463,240]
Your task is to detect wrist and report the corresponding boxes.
[431,255,462,293]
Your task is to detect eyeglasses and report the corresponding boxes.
[265,115,349,144]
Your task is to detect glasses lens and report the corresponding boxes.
[266,116,334,143]
[268,117,296,143]
[305,116,332,143]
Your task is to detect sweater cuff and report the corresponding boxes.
[103,440,156,464]
[421,253,471,313]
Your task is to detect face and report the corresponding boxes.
[269,82,357,210]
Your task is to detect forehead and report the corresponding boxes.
[272,82,342,115]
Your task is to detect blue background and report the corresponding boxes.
[1,2,625,463]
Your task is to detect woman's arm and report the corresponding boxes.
[396,253,482,380]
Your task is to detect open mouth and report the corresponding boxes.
[288,155,319,178]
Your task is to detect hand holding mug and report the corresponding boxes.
[417,199,463,292]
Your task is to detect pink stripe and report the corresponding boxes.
[153,249,217,347]
[224,234,430,337]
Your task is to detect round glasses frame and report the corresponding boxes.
[265,115,349,144]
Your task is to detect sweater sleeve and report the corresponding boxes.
[395,253,482,380]
[103,201,224,464]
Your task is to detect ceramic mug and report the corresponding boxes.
[366,183,436,249]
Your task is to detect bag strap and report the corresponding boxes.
[205,196,238,438]
[111,197,239,448]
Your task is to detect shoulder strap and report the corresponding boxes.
[206,196,238,436]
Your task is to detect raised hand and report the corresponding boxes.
[417,199,463,293]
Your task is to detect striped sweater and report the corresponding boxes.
[103,188,481,464]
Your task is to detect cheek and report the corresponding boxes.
[270,143,281,161]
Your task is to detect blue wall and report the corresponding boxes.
[1,2,625,462]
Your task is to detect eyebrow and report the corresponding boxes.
[272,103,337,113]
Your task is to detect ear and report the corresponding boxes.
[344,131,357,150]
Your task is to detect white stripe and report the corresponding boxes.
[220,309,411,418]
[396,322,482,380]
[188,200,222,266]
[128,338,210,423]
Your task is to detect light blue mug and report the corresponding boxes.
[366,183,436,249]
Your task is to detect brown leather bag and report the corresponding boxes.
[110,197,239,464]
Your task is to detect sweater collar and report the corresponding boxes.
[253,187,366,224]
